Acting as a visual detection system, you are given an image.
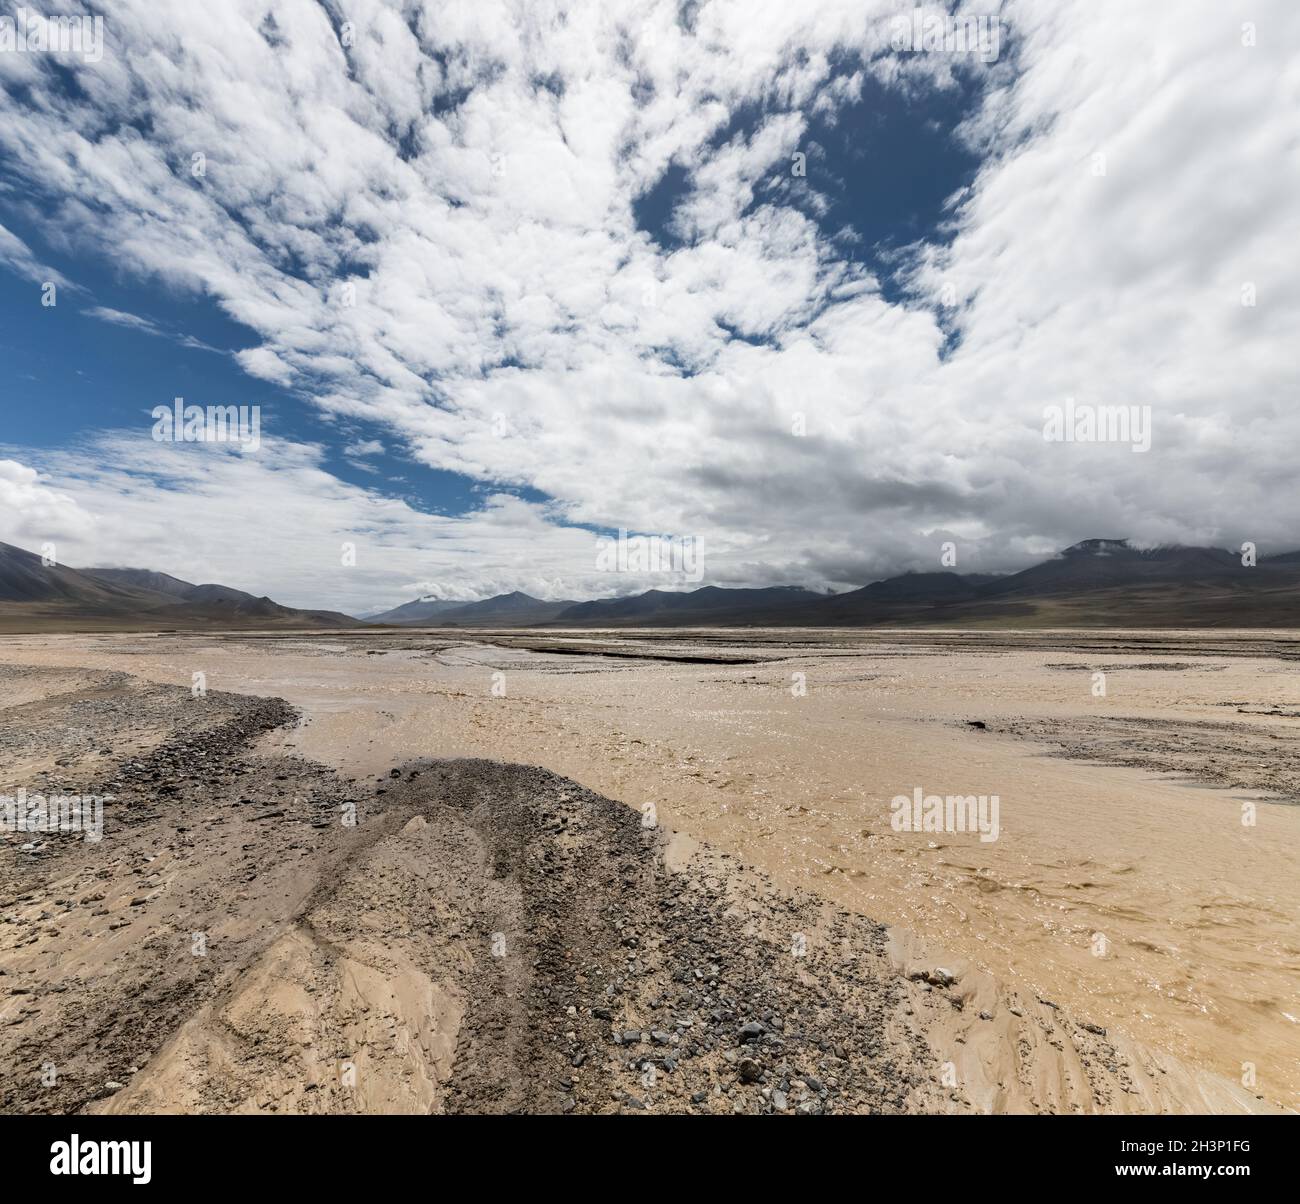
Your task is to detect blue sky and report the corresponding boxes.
[0,2,1294,613]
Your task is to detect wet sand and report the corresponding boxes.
[2,627,1297,1111]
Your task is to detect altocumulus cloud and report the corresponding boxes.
[0,0,1297,605]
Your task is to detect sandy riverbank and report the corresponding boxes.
[1,628,1295,1112]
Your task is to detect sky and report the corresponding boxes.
[0,0,1296,615]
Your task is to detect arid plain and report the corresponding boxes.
[2,628,1296,1114]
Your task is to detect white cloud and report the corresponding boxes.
[344,439,385,458]
[82,305,224,353]
[0,221,72,289]
[0,459,96,546]
[0,0,1296,600]
[0,435,745,612]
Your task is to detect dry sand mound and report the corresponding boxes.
[89,759,941,1115]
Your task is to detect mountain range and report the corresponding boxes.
[364,585,819,626]
[0,541,358,632]
[368,540,1300,629]
[2,537,1298,631]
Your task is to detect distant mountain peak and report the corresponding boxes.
[1061,538,1133,557]
[366,589,576,626]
